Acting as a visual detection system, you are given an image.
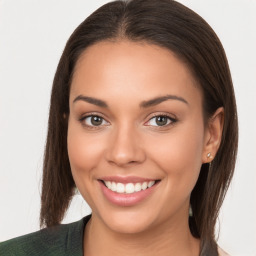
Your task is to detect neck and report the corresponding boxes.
[83,212,200,256]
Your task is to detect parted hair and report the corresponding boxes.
[40,0,238,253]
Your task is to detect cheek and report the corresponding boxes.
[67,120,104,180]
[67,120,108,209]
[147,121,204,193]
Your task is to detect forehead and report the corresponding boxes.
[70,40,202,107]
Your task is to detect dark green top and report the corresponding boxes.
[0,215,91,256]
[0,214,218,256]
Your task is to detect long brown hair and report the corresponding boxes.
[40,0,238,253]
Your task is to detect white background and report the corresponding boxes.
[0,0,255,255]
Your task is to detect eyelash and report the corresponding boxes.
[144,113,177,128]
[79,112,177,130]
[79,112,108,130]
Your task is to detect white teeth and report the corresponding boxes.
[148,181,155,188]
[125,183,135,194]
[111,182,117,192]
[134,183,142,192]
[105,181,111,189]
[142,182,147,190]
[116,183,125,193]
[103,180,157,194]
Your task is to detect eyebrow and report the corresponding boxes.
[73,95,108,108]
[140,94,188,108]
[73,94,188,108]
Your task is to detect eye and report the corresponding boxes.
[146,115,176,127]
[82,115,108,127]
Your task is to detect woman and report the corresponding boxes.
[0,0,238,255]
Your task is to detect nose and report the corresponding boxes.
[105,125,146,167]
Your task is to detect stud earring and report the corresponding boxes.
[207,152,213,167]
[207,152,213,159]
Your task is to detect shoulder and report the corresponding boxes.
[0,215,91,256]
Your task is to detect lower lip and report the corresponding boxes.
[99,181,159,207]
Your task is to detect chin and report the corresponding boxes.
[95,207,161,235]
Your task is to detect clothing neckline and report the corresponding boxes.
[79,214,218,256]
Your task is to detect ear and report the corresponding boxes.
[202,107,224,163]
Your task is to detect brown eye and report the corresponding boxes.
[91,116,103,126]
[83,115,108,127]
[155,116,168,126]
[146,115,176,127]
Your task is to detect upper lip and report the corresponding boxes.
[98,176,160,184]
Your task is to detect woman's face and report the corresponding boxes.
[68,40,210,234]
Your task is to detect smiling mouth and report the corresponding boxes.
[100,180,160,194]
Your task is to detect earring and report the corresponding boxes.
[74,187,80,195]
[207,152,213,168]
[207,152,213,159]
[189,205,193,217]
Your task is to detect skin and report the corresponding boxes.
[67,40,224,256]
